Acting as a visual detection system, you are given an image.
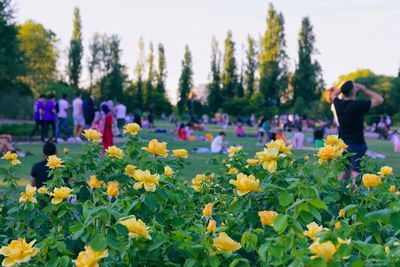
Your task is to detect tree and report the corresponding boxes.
[0,0,25,92]
[292,17,324,103]
[87,33,102,89]
[156,43,167,93]
[177,45,193,115]
[134,37,145,110]
[103,35,125,102]
[145,42,155,107]
[259,4,288,109]
[17,20,58,96]
[221,30,238,99]
[244,35,257,98]
[67,7,83,89]
[207,36,222,113]
[237,64,244,97]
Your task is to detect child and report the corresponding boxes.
[392,130,400,153]
[234,123,245,137]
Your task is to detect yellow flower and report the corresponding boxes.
[142,139,168,157]
[46,155,63,169]
[191,173,214,191]
[124,164,136,178]
[50,187,73,204]
[164,166,173,177]
[203,203,213,217]
[304,155,310,161]
[379,166,393,177]
[247,159,258,166]
[337,238,351,245]
[303,222,327,240]
[256,147,279,173]
[213,232,241,253]
[123,123,141,136]
[63,147,69,154]
[0,238,39,267]
[1,151,21,166]
[74,245,108,267]
[106,181,119,197]
[133,169,160,192]
[227,167,238,175]
[258,211,278,226]
[229,173,262,196]
[308,240,337,262]
[119,217,151,240]
[362,174,382,188]
[82,129,102,142]
[88,175,103,189]
[324,135,347,150]
[37,187,49,195]
[317,145,343,164]
[266,139,292,156]
[390,185,396,193]
[228,146,242,157]
[335,221,341,230]
[338,209,345,218]
[19,184,37,203]
[105,146,123,159]
[172,149,188,158]
[385,246,390,256]
[207,220,217,233]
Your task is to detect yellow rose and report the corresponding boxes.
[266,139,292,156]
[362,174,382,188]
[256,147,279,173]
[1,151,21,166]
[106,181,119,197]
[379,166,393,177]
[228,146,242,157]
[308,240,337,262]
[213,232,241,253]
[133,169,160,192]
[304,155,310,161]
[124,164,136,178]
[191,173,214,192]
[258,210,278,226]
[334,221,341,230]
[317,145,343,164]
[385,246,390,256]
[63,147,69,154]
[229,173,262,196]
[19,184,37,203]
[227,167,238,175]
[172,149,188,158]
[303,222,327,240]
[89,175,103,189]
[37,187,49,195]
[82,129,102,142]
[105,146,123,159]
[46,155,63,169]
[50,187,73,204]
[74,245,108,267]
[324,135,347,150]
[164,166,173,177]
[207,220,217,233]
[338,209,345,218]
[389,185,396,193]
[0,238,39,267]
[202,203,213,217]
[247,159,258,166]
[142,139,168,157]
[123,123,141,136]
[119,217,151,240]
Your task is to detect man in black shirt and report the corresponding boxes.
[331,80,383,185]
[30,142,57,188]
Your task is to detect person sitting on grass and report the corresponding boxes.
[30,142,57,188]
[234,122,245,137]
[211,132,227,153]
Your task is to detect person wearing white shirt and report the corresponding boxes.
[72,93,84,141]
[56,94,69,141]
[211,132,226,153]
[114,101,127,135]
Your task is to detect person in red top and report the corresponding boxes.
[101,105,113,151]
[178,123,187,140]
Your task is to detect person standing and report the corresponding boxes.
[114,101,127,135]
[56,94,69,142]
[29,95,45,142]
[43,95,57,142]
[101,105,113,151]
[147,104,154,129]
[72,93,84,141]
[84,95,95,129]
[331,80,383,184]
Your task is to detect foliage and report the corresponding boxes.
[67,7,83,90]
[221,30,238,99]
[244,35,257,98]
[177,45,193,116]
[1,131,399,266]
[207,36,223,113]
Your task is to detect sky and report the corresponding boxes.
[14,0,400,103]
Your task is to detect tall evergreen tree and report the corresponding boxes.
[156,43,167,93]
[237,63,244,97]
[292,17,324,103]
[259,4,288,108]
[67,7,83,89]
[221,30,238,99]
[177,45,193,115]
[207,36,222,112]
[145,42,155,107]
[134,37,145,110]
[87,33,101,89]
[244,35,257,98]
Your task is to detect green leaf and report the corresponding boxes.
[148,240,165,252]
[89,236,107,251]
[184,258,196,267]
[59,256,70,267]
[143,193,157,209]
[258,243,269,263]
[363,209,390,221]
[310,198,328,210]
[279,192,294,207]
[241,231,258,252]
[208,256,220,267]
[69,222,85,240]
[273,214,289,234]
[229,258,250,267]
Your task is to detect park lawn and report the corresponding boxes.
[1,120,399,186]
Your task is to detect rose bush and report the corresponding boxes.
[0,129,399,266]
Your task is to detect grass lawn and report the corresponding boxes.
[1,120,399,186]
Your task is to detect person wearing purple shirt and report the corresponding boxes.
[43,94,57,142]
[29,94,46,142]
